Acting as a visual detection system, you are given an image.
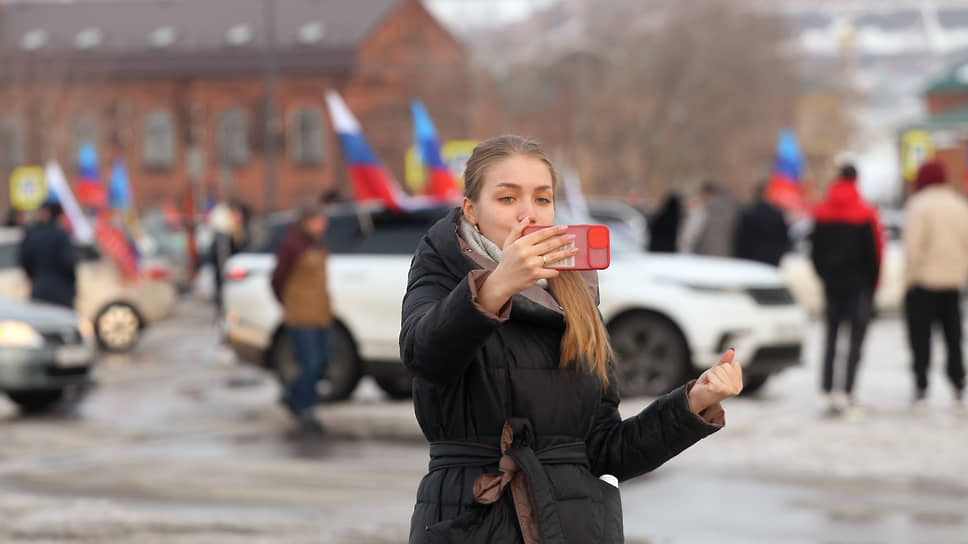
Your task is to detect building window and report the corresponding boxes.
[0,117,24,169]
[216,108,249,167]
[288,107,324,166]
[143,110,175,170]
[71,112,99,166]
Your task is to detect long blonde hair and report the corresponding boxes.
[463,135,612,385]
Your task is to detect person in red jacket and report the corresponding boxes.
[811,163,884,417]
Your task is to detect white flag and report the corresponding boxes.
[45,160,94,244]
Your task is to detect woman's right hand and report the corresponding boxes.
[477,217,577,313]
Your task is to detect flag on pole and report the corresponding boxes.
[94,211,140,280]
[765,129,809,216]
[45,161,94,244]
[411,99,461,203]
[108,157,134,211]
[76,142,107,209]
[324,90,409,213]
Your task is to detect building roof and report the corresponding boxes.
[924,59,968,94]
[0,0,405,79]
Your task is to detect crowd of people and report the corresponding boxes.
[644,160,968,417]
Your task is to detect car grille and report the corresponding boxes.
[747,287,795,306]
[40,328,83,347]
[46,366,89,378]
[752,344,802,362]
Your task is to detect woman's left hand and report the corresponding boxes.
[688,348,743,415]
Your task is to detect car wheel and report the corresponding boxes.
[271,325,362,402]
[95,303,143,352]
[608,312,691,397]
[373,368,413,399]
[739,374,769,396]
[7,390,64,413]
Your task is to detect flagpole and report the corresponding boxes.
[262,0,279,214]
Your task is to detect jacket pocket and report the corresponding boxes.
[597,477,624,543]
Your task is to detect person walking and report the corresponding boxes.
[811,163,884,416]
[647,192,683,253]
[271,202,332,431]
[903,160,968,408]
[400,135,742,543]
[733,182,790,266]
[679,182,740,257]
[19,202,78,308]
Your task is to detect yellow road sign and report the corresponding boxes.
[405,140,478,192]
[10,166,48,211]
[901,130,935,183]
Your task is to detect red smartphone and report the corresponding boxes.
[522,225,610,270]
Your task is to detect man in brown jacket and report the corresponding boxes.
[904,160,968,408]
[271,202,332,429]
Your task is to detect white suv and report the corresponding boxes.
[223,206,807,400]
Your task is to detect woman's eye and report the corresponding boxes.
[498,196,515,203]
[537,198,553,205]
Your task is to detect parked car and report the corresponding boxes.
[223,205,806,399]
[586,198,649,250]
[0,295,97,412]
[0,227,178,352]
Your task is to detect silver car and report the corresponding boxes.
[0,296,97,412]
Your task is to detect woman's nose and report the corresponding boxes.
[517,210,536,224]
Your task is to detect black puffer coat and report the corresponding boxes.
[18,222,77,308]
[400,209,723,543]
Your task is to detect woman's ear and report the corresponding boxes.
[461,197,478,227]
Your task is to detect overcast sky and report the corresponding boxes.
[423,0,559,29]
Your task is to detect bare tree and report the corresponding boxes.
[489,0,849,203]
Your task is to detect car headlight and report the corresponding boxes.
[0,321,44,348]
[79,319,95,341]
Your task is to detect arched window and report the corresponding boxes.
[216,108,249,167]
[0,117,24,170]
[143,109,176,170]
[288,107,325,165]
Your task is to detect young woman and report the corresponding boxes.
[400,135,743,543]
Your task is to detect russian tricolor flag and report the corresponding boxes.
[76,142,107,209]
[324,90,407,213]
[411,99,461,203]
[45,160,94,244]
[765,129,809,215]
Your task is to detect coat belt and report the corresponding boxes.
[428,418,587,544]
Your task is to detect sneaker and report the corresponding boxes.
[913,388,928,404]
[911,389,929,413]
[844,403,865,420]
[298,415,326,435]
[822,404,844,418]
[822,394,843,418]
[279,393,299,417]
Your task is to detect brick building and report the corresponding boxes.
[0,0,495,213]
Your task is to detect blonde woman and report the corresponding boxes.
[400,135,742,543]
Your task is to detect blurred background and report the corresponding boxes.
[1,0,967,542]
